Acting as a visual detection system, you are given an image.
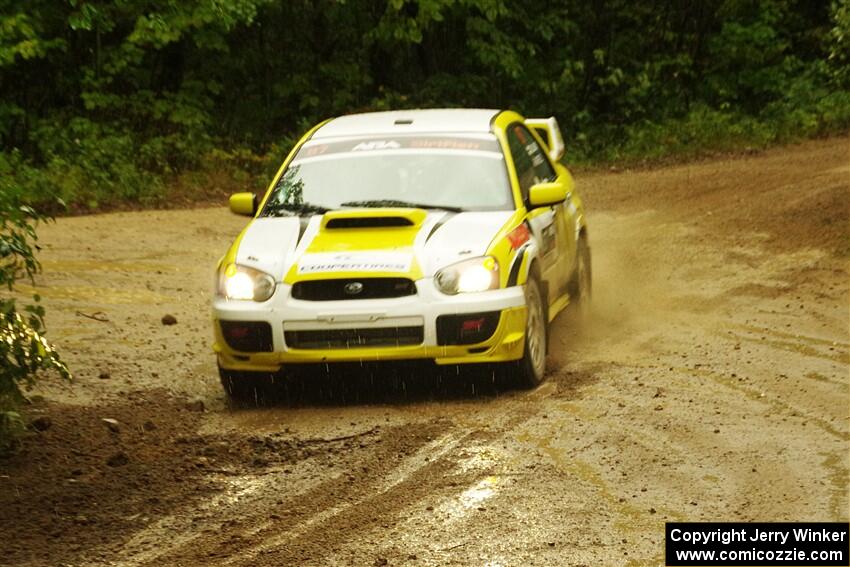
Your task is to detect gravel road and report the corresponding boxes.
[1,138,848,566]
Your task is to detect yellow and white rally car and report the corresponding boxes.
[213,108,590,398]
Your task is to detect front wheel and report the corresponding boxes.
[514,276,548,389]
[567,237,592,319]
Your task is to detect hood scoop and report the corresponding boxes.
[326,217,412,229]
[321,208,427,230]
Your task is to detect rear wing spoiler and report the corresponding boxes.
[524,117,565,162]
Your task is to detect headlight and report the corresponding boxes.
[217,264,276,301]
[434,256,500,294]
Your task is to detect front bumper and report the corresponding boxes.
[212,277,527,372]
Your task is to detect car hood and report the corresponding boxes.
[233,209,514,281]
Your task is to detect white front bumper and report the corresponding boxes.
[212,277,525,353]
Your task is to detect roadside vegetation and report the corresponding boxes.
[1,0,848,211]
[0,195,70,449]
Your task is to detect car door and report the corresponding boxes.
[506,123,575,303]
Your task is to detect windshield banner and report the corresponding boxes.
[297,135,502,160]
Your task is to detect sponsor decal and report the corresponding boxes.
[352,140,402,151]
[409,139,484,150]
[507,223,531,249]
[297,252,412,274]
[301,144,329,157]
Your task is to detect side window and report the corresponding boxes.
[506,124,556,201]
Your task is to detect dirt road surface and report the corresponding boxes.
[1,138,848,566]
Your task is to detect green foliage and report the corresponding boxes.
[570,63,850,165]
[0,0,848,208]
[0,194,70,446]
[829,0,850,84]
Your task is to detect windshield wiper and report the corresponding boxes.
[340,199,464,213]
[262,201,330,217]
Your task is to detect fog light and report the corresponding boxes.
[220,321,274,352]
[225,325,250,340]
[436,311,501,345]
[461,318,486,332]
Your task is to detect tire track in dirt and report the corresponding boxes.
[120,381,571,566]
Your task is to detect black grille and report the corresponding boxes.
[220,321,274,352]
[291,278,416,301]
[436,311,501,345]
[285,326,424,349]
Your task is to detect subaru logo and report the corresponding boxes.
[344,281,364,295]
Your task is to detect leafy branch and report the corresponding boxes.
[0,195,70,445]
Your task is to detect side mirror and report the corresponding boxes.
[528,182,567,208]
[229,192,257,216]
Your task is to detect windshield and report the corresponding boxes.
[261,134,513,216]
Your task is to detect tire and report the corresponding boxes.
[567,236,592,318]
[514,275,548,389]
[218,366,274,405]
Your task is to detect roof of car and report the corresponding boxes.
[312,109,501,139]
